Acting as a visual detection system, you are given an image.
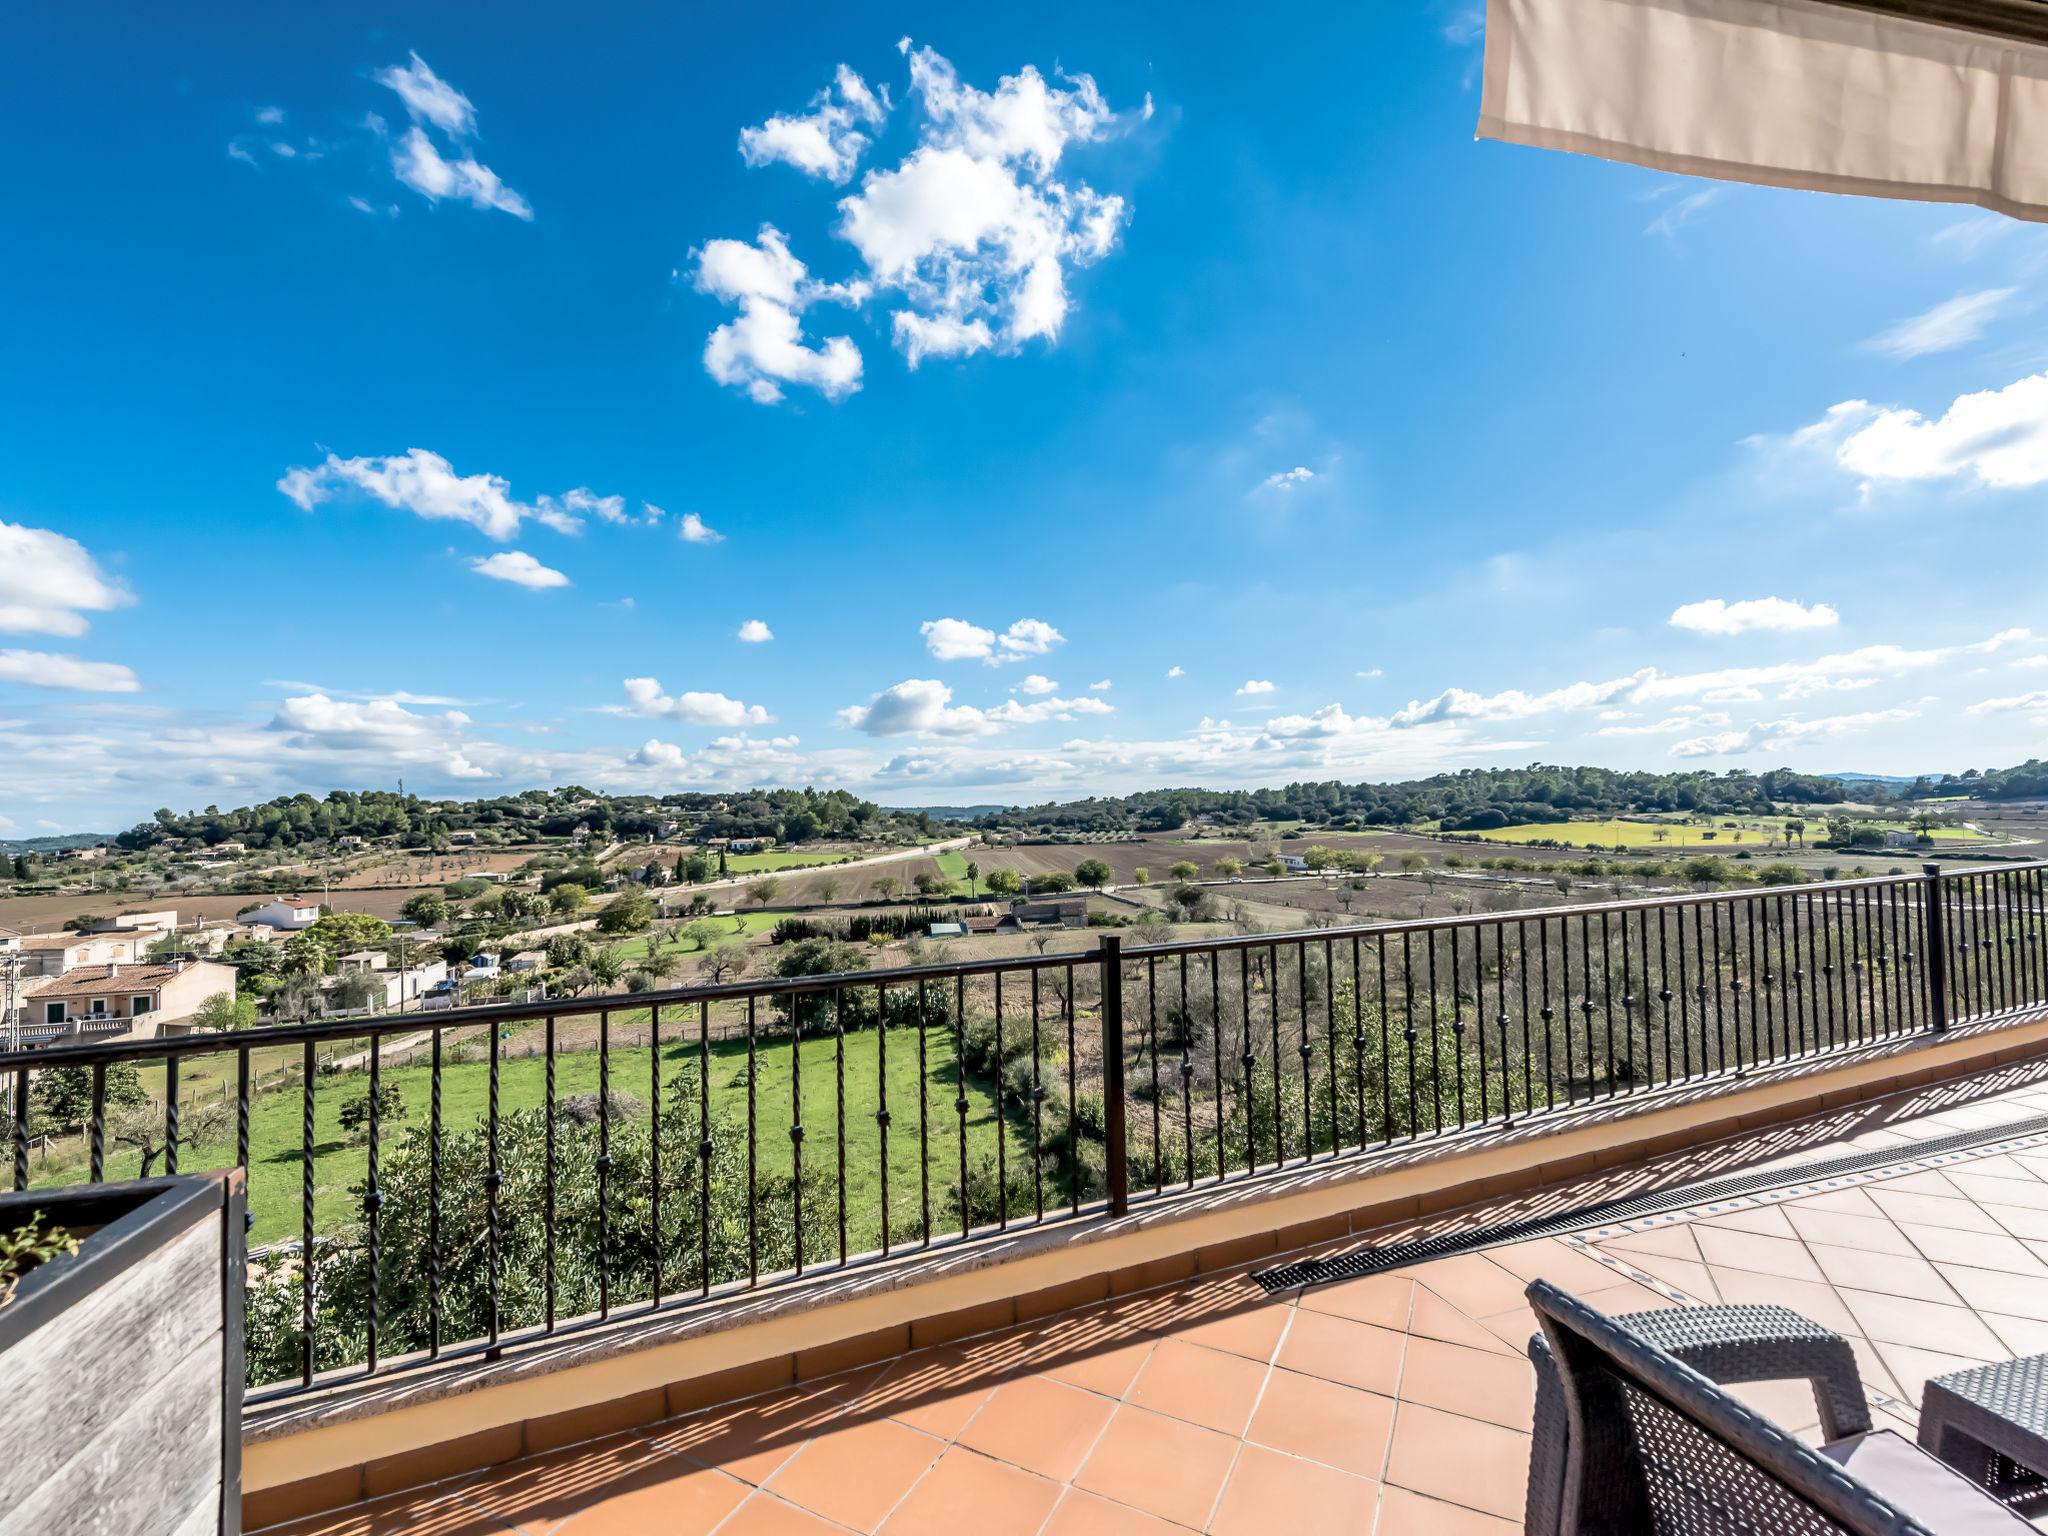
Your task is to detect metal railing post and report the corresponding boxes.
[1922,863,1949,1031]
[1101,935,1128,1216]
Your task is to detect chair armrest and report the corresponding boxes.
[1614,1302,1872,1440]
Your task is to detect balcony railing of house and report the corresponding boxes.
[1,861,2042,1406]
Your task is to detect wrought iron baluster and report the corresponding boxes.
[429,1028,442,1358]
[1177,954,1193,1188]
[544,1015,556,1330]
[89,1063,106,1182]
[874,983,890,1253]
[300,1038,316,1387]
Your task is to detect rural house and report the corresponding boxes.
[240,897,320,931]
[22,957,237,1042]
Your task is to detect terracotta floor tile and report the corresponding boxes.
[1073,1405,1237,1530]
[1407,1285,1518,1355]
[646,1382,845,1486]
[1595,1250,1717,1302]
[844,1347,1005,1439]
[1475,1301,1543,1354]
[1577,1279,1685,1315]
[714,1495,848,1535]
[878,1448,1060,1536]
[1032,1328,1158,1399]
[1784,1206,1918,1256]
[1396,1335,1537,1433]
[1900,1223,2048,1274]
[1595,1222,1704,1262]
[1373,1484,1521,1535]
[1169,1295,1292,1362]
[1482,1238,1621,1294]
[1933,1262,2048,1321]
[1297,1273,1414,1329]
[1869,1342,1996,1409]
[1209,1443,1379,1536]
[1696,1204,1799,1239]
[1706,1268,1860,1335]
[1837,1288,2009,1358]
[1807,1243,1960,1304]
[1274,1307,1407,1396]
[454,1436,673,1532]
[958,1373,1118,1482]
[1383,1401,1530,1522]
[1870,1189,2006,1233]
[1245,1365,1396,1478]
[1040,1490,1187,1535]
[1398,1253,1527,1320]
[764,1415,942,1532]
[258,1489,517,1536]
[1127,1337,1270,1436]
[1692,1226,1825,1282]
[542,1459,750,1535]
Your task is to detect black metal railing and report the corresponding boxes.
[1,860,2041,1404]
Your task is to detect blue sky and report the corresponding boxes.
[5,5,2047,832]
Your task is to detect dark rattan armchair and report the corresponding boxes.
[1524,1279,2033,1534]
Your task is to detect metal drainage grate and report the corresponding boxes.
[1251,1109,2048,1294]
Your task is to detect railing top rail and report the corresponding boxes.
[1,859,2036,1072]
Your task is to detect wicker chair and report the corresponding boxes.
[1524,1279,2033,1534]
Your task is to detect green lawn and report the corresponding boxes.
[933,849,971,890]
[29,1020,1037,1251]
[725,850,857,873]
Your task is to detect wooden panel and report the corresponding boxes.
[10,1333,224,1536]
[0,1215,221,1508]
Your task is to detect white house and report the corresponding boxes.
[1277,854,1310,874]
[240,897,320,931]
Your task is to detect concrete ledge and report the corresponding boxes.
[243,1004,2048,1525]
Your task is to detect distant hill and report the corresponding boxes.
[1822,772,1923,788]
[886,804,1014,821]
[0,832,109,855]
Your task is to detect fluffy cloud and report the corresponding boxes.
[677,512,724,544]
[1864,288,2015,360]
[838,678,994,736]
[1669,597,1841,635]
[1669,708,1919,759]
[1088,679,1111,691]
[919,615,1064,664]
[1016,674,1059,695]
[1166,665,1184,678]
[1236,680,1276,696]
[739,64,888,183]
[1259,466,1314,492]
[0,522,132,637]
[376,53,529,219]
[1596,713,1731,737]
[736,619,773,643]
[278,449,641,541]
[620,677,774,727]
[470,551,569,589]
[0,650,140,692]
[1795,373,2048,492]
[1265,704,1354,738]
[1966,690,2048,715]
[693,225,865,404]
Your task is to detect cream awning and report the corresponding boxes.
[1478,0,2048,222]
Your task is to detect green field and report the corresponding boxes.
[28,1019,1034,1250]
[933,849,971,889]
[608,911,786,962]
[725,850,858,874]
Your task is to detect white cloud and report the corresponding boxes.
[470,551,569,589]
[1265,703,1353,738]
[739,64,888,183]
[228,143,258,166]
[1931,215,2011,258]
[1646,186,1722,240]
[1236,679,1276,696]
[736,619,773,643]
[1966,689,2048,715]
[1798,372,2048,492]
[1669,597,1841,636]
[1166,665,1184,678]
[375,52,477,139]
[255,105,286,126]
[1088,678,1111,691]
[1669,708,1919,758]
[1356,668,1383,679]
[0,523,132,637]
[0,650,140,693]
[693,225,865,404]
[1596,713,1729,737]
[1864,288,2015,360]
[1016,673,1059,695]
[677,512,724,544]
[834,44,1132,364]
[620,677,774,727]
[279,448,624,540]
[838,678,994,736]
[919,615,1064,664]
[1259,466,1314,492]
[390,127,532,219]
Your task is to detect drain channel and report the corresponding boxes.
[1252,1109,2048,1294]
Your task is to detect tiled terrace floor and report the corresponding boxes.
[262,1062,2048,1536]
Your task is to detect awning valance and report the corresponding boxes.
[1478,0,2048,222]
